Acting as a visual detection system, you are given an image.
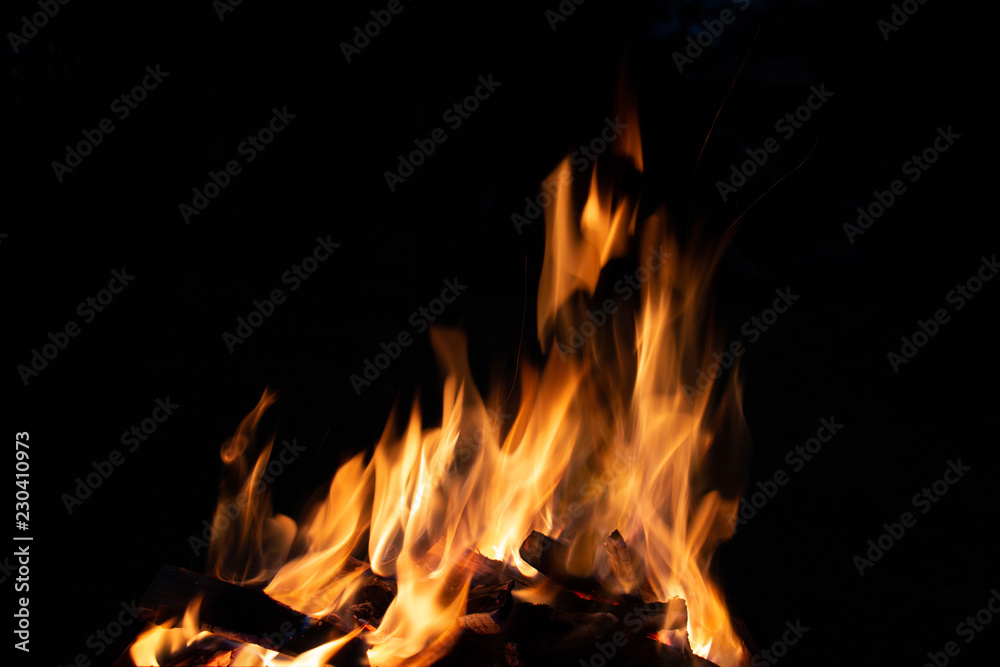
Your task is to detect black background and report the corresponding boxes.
[4,0,998,665]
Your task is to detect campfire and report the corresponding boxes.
[119,90,751,667]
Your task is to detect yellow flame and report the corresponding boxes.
[130,596,211,666]
[207,388,296,585]
[152,84,749,667]
[227,627,363,666]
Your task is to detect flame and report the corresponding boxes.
[609,219,747,664]
[227,627,363,666]
[262,453,373,616]
[525,101,746,663]
[208,388,296,585]
[536,88,642,349]
[129,593,362,666]
[130,596,212,666]
[148,84,749,667]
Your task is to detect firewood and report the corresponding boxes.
[518,531,604,595]
[466,579,514,614]
[135,565,352,653]
[603,529,658,603]
[112,640,235,667]
[549,610,619,648]
[350,574,398,622]
[397,619,466,667]
[120,555,722,666]
[504,641,521,666]
[422,541,534,588]
[459,611,504,635]
[116,630,369,667]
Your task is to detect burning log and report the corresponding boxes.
[133,565,356,654]
[549,610,620,648]
[604,529,658,603]
[454,598,715,667]
[350,574,398,622]
[458,579,515,636]
[120,557,721,667]
[518,530,605,595]
[459,611,503,635]
[466,579,515,614]
[114,638,236,667]
[397,620,465,667]
[423,541,534,588]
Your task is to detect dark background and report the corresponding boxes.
[4,0,997,665]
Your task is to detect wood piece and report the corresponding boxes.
[603,529,663,603]
[429,599,720,667]
[350,574,397,621]
[397,618,465,667]
[115,629,370,667]
[466,579,514,614]
[549,610,619,649]
[112,638,236,667]
[120,557,725,667]
[518,531,604,595]
[504,641,521,666]
[136,565,351,654]
[422,541,534,588]
[459,611,504,635]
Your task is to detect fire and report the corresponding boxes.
[226,628,363,667]
[208,388,296,586]
[137,85,750,667]
[129,592,364,666]
[129,596,211,666]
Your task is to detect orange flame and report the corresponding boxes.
[130,596,211,666]
[207,388,296,585]
[129,593,363,666]
[149,85,748,667]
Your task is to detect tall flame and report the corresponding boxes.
[207,388,296,585]
[150,85,748,667]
